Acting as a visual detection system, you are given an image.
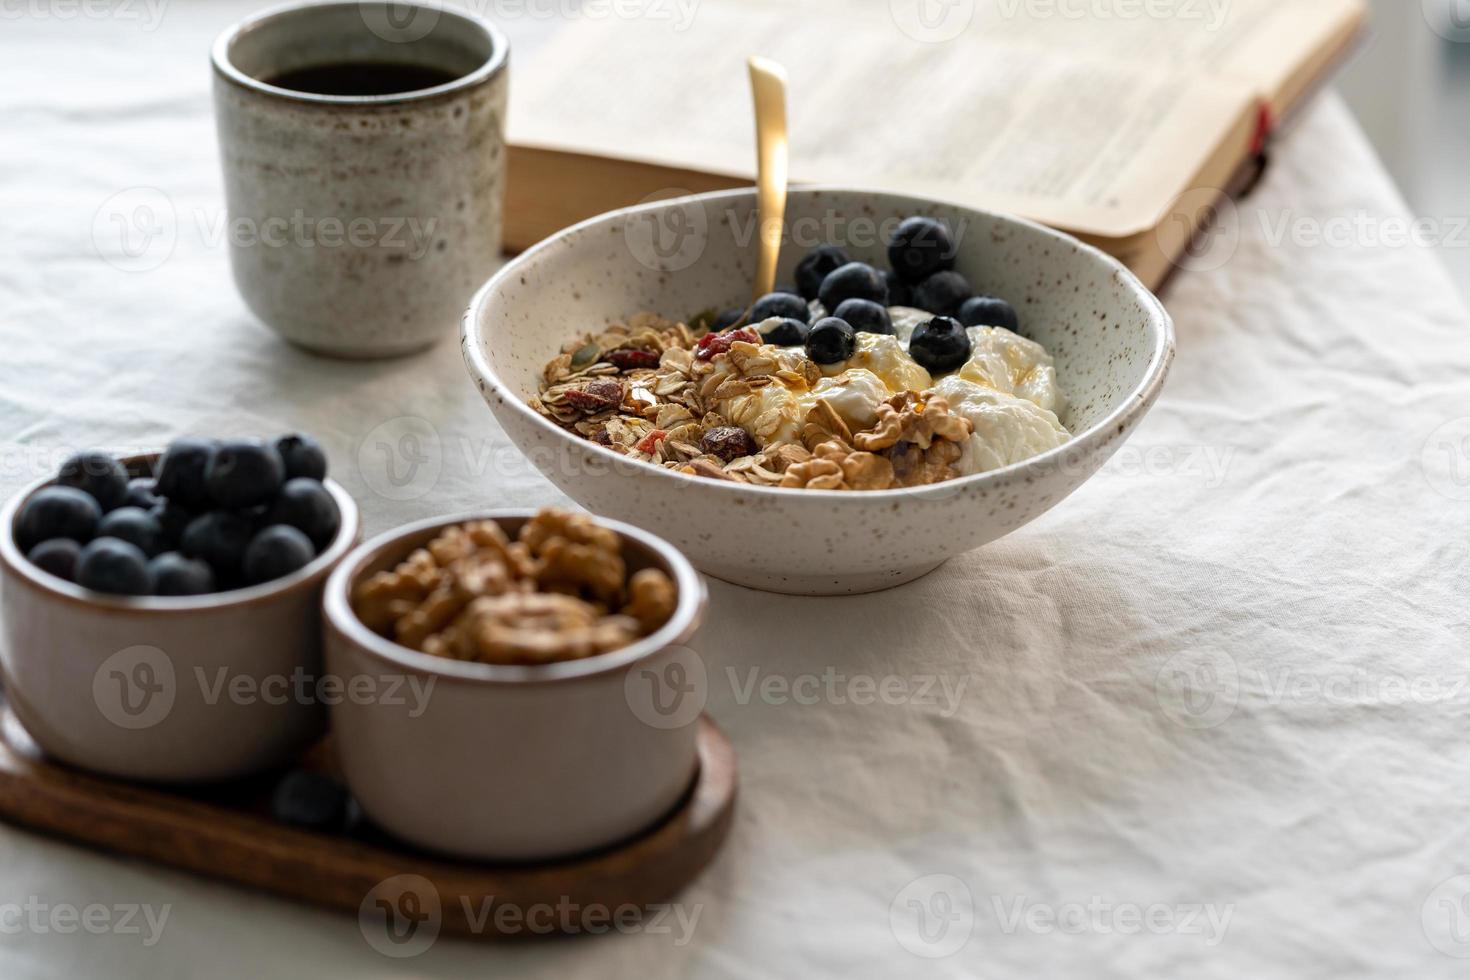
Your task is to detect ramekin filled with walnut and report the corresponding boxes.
[323,507,706,861]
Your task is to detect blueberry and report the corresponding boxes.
[271,770,357,833]
[833,298,893,336]
[206,439,285,509]
[818,262,888,314]
[243,525,316,585]
[908,316,972,374]
[15,486,101,551]
[273,433,328,482]
[758,317,810,347]
[124,478,161,511]
[180,511,253,582]
[806,317,857,365]
[749,291,810,325]
[150,499,192,549]
[155,438,217,509]
[27,539,81,582]
[913,271,974,318]
[149,552,216,596]
[75,538,152,596]
[888,216,957,284]
[267,478,341,550]
[711,307,745,332]
[959,295,1020,332]
[883,269,913,308]
[96,506,165,557]
[56,451,129,512]
[795,244,851,300]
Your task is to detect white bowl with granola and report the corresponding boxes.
[463,188,1174,595]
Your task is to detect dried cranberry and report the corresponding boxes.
[696,328,760,360]
[563,378,624,413]
[635,429,668,454]
[700,426,758,462]
[606,347,661,371]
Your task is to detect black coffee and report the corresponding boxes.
[264,61,461,96]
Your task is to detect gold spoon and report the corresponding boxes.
[747,55,789,304]
[714,56,789,333]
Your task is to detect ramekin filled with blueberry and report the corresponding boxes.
[0,434,360,783]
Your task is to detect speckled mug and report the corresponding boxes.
[212,1,508,358]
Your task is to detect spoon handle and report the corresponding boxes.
[748,56,789,302]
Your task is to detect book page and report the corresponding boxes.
[510,1,1256,237]
[509,0,1362,241]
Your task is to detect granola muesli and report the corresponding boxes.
[530,218,1074,490]
[353,508,677,666]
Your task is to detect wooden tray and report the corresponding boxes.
[0,709,736,941]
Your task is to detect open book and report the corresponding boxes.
[506,0,1365,290]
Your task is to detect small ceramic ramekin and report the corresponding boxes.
[322,511,708,862]
[0,453,360,783]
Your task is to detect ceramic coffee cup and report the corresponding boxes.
[323,511,708,861]
[212,1,509,358]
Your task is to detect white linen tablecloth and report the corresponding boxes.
[3,4,1470,978]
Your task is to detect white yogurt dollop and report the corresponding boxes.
[932,376,1071,476]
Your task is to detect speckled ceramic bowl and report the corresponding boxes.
[463,188,1174,595]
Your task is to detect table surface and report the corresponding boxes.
[5,4,1470,978]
